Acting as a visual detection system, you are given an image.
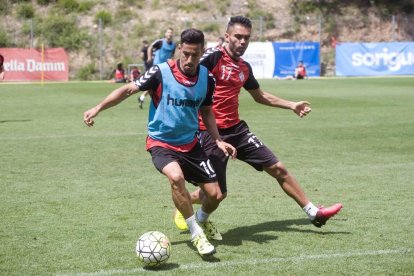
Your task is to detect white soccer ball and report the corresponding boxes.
[136,231,171,267]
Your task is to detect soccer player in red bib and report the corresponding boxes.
[83,28,236,256]
[174,16,342,234]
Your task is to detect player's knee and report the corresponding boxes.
[206,189,219,200]
[217,192,227,201]
[168,172,185,187]
[266,162,289,180]
[203,184,221,202]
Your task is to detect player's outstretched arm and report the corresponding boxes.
[83,82,138,127]
[247,88,311,118]
[199,106,237,159]
[292,101,311,118]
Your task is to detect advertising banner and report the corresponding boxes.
[206,42,320,79]
[0,48,69,81]
[206,42,275,78]
[241,42,275,78]
[273,42,320,78]
[336,42,414,76]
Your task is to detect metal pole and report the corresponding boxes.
[318,14,322,44]
[99,18,103,80]
[30,19,34,48]
[391,14,396,41]
[318,14,323,76]
[259,16,263,41]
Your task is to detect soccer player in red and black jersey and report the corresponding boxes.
[174,16,342,231]
[83,28,236,256]
[0,54,5,81]
[294,60,307,79]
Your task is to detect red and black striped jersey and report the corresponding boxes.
[199,47,260,130]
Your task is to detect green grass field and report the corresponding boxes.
[1,78,413,275]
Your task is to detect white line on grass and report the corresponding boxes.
[57,248,412,276]
[0,132,147,140]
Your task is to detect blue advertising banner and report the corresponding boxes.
[336,42,414,76]
[273,42,320,77]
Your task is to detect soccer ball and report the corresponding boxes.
[136,231,171,267]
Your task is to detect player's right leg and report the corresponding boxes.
[173,130,229,233]
[162,162,215,256]
[150,147,215,256]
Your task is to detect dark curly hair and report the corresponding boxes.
[180,28,204,46]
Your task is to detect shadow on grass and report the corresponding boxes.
[143,262,180,271]
[220,218,350,246]
[169,218,350,265]
[143,254,220,271]
[0,119,31,123]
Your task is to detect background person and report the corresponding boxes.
[0,54,5,81]
[129,66,141,82]
[140,40,151,72]
[139,28,176,108]
[147,28,176,65]
[110,63,127,83]
[294,60,307,79]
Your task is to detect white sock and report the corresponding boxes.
[139,94,145,102]
[303,202,319,220]
[196,208,210,223]
[186,215,203,239]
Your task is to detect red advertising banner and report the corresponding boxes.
[0,48,69,81]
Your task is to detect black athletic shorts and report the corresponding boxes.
[198,120,278,193]
[148,144,217,186]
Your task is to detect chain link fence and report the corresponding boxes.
[1,13,413,78]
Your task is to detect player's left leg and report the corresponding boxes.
[231,121,343,228]
[264,161,342,227]
[264,161,310,207]
[195,182,223,240]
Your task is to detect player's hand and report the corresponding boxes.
[293,101,311,118]
[83,107,99,127]
[216,141,237,160]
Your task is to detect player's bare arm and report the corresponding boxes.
[83,82,139,127]
[247,88,311,118]
[199,106,237,159]
[147,45,153,63]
